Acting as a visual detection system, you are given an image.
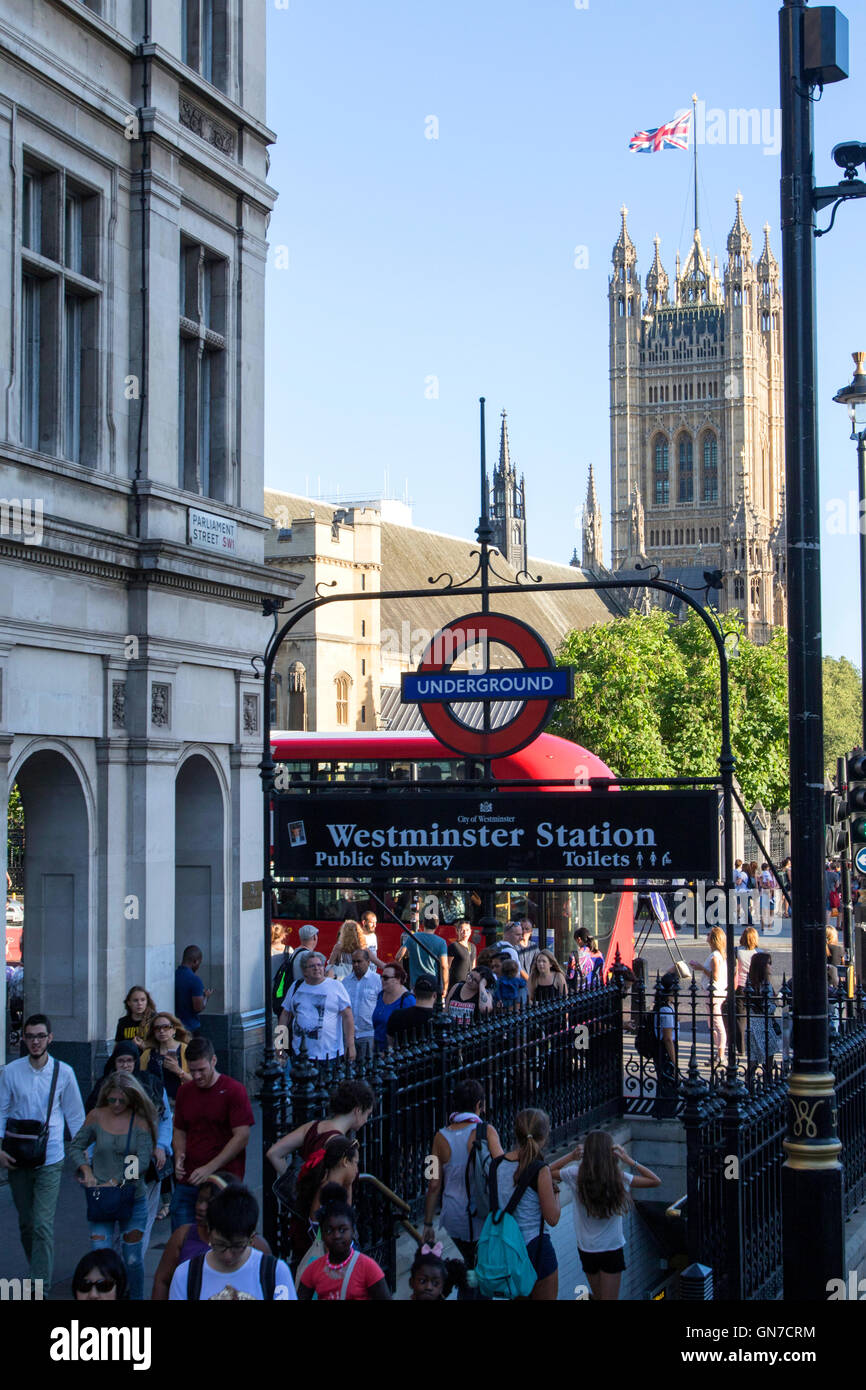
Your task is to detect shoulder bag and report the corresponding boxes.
[2,1060,59,1168]
[85,1115,137,1223]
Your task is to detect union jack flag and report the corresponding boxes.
[629,110,691,153]
[649,891,677,941]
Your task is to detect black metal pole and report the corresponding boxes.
[859,432,866,742]
[476,397,496,923]
[259,613,286,1253]
[837,756,854,1005]
[779,0,844,1298]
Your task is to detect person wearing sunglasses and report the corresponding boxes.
[140,1013,192,1101]
[72,1249,130,1301]
[0,1013,85,1290]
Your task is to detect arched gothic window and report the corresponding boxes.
[678,436,694,503]
[702,434,718,502]
[335,672,351,726]
[653,436,669,506]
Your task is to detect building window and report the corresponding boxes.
[269,675,281,726]
[335,673,351,727]
[287,662,306,731]
[678,437,694,503]
[179,240,229,499]
[182,0,229,92]
[20,163,100,464]
[361,659,366,676]
[702,434,719,502]
[653,437,669,506]
[361,620,365,637]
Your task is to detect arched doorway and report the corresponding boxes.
[13,749,91,1039]
[174,755,225,1007]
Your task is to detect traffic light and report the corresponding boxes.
[847,749,866,850]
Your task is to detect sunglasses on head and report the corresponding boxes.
[75,1278,115,1293]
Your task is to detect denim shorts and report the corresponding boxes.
[526,1233,557,1280]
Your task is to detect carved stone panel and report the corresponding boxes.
[151,683,170,728]
[243,692,259,735]
[112,681,126,730]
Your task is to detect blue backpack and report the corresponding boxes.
[474,1156,544,1300]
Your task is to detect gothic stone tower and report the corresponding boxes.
[489,410,527,572]
[607,197,787,640]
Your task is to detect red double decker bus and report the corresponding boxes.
[270,729,634,972]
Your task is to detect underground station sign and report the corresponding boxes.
[400,613,573,758]
[273,789,720,881]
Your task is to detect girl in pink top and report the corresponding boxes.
[297,1188,390,1301]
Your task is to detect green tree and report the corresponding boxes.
[822,655,863,777]
[551,610,791,811]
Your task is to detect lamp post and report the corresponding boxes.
[832,351,866,742]
[778,0,845,1299]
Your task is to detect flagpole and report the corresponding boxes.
[692,92,698,233]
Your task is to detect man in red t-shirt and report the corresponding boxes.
[170,1037,253,1231]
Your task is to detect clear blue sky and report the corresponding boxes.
[264,0,862,665]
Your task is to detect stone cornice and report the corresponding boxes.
[0,528,301,609]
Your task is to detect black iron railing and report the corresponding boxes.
[265,982,622,1284]
[681,986,866,1299]
[622,972,794,1116]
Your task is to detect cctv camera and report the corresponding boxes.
[832,141,866,176]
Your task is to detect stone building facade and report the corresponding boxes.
[264,485,623,733]
[602,196,786,640]
[0,1,295,1083]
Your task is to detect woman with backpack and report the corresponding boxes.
[551,1130,660,1301]
[290,1135,360,1265]
[422,1079,503,1279]
[490,1108,560,1300]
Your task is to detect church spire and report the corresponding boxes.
[726,190,753,264]
[498,409,511,475]
[612,204,636,267]
[489,409,527,573]
[645,235,669,310]
[582,463,604,572]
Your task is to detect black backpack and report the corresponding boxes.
[272,953,297,1016]
[186,1251,278,1300]
[635,1005,661,1059]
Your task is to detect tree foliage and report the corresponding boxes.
[822,655,863,777]
[550,610,791,812]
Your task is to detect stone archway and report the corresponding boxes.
[13,749,91,1040]
[174,754,225,1007]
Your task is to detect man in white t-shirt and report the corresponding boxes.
[280,953,355,1060]
[169,1186,295,1300]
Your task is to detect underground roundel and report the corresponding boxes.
[400,612,574,758]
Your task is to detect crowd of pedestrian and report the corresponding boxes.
[0,918,653,1301]
[0,943,264,1301]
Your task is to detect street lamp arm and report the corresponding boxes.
[812,180,866,212]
